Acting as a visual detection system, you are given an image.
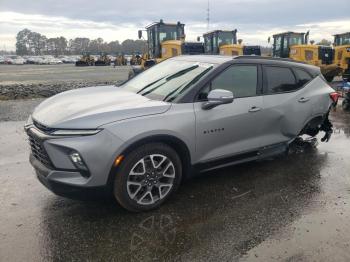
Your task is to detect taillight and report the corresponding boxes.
[330,92,339,103]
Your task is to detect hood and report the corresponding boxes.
[32,86,171,129]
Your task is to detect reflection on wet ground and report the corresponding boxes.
[0,108,350,261]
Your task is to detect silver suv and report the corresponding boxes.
[25,55,337,212]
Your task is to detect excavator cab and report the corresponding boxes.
[272,32,306,58]
[144,20,185,59]
[203,30,237,54]
[137,20,203,70]
[334,32,350,46]
[203,30,261,56]
[333,32,350,79]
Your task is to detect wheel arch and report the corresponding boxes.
[299,113,327,136]
[106,134,193,191]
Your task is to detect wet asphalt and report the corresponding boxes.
[1,101,350,261]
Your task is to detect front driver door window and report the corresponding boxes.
[211,65,258,97]
[194,64,265,163]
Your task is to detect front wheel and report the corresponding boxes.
[113,143,182,212]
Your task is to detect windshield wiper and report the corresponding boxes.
[165,65,199,81]
[139,65,200,97]
[162,83,187,102]
[163,66,213,102]
[136,76,167,94]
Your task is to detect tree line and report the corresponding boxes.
[16,29,147,56]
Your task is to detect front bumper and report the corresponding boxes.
[30,153,110,199]
[25,123,125,196]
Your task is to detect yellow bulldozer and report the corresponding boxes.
[271,31,341,82]
[75,53,95,66]
[333,32,350,80]
[201,30,261,56]
[114,55,127,66]
[95,53,111,66]
[130,54,142,66]
[129,19,204,78]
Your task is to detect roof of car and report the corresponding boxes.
[172,55,233,64]
[172,55,320,76]
[172,55,314,66]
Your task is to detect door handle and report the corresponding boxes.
[298,97,310,103]
[249,106,261,113]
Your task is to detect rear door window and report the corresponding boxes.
[264,66,298,94]
[294,68,313,88]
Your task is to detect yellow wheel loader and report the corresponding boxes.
[202,30,261,56]
[75,53,95,66]
[129,20,204,78]
[333,32,350,80]
[272,31,341,82]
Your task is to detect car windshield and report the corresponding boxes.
[122,59,214,102]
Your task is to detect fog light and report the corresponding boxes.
[71,152,82,163]
[70,151,89,175]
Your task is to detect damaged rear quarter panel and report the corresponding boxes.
[260,76,332,147]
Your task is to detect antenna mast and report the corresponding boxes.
[206,0,210,31]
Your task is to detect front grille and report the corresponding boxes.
[27,131,53,168]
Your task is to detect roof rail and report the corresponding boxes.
[233,55,307,64]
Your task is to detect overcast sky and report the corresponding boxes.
[0,0,349,51]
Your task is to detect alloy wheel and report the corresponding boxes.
[126,154,175,205]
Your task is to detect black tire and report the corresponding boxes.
[325,75,334,83]
[113,143,182,212]
[342,99,350,111]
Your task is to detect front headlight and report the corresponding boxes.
[50,129,102,136]
[25,115,33,128]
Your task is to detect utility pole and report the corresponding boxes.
[206,0,210,32]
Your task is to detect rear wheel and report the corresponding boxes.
[342,99,350,111]
[113,143,182,212]
[325,75,334,83]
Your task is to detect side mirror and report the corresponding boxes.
[202,89,234,110]
[138,30,142,39]
[197,36,201,42]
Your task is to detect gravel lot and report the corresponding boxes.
[0,64,130,100]
[0,64,129,85]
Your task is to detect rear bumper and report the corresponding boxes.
[30,154,110,199]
